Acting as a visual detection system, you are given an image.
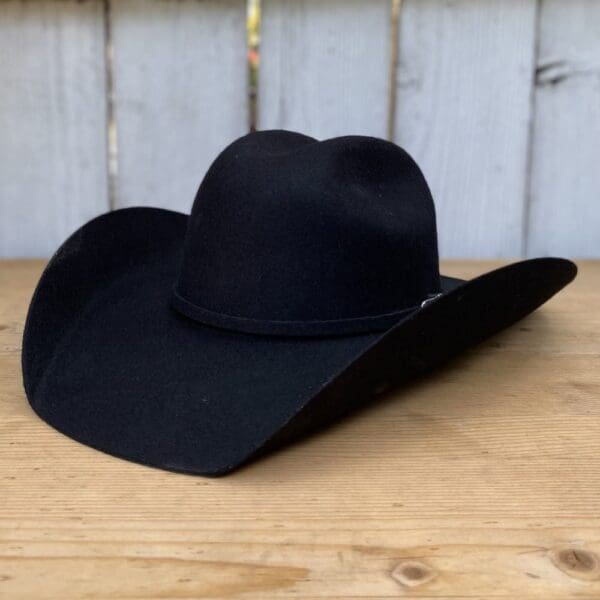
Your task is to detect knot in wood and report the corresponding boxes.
[550,547,600,581]
[391,560,436,588]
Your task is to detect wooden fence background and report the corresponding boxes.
[1,0,599,258]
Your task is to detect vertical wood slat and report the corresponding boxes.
[109,0,248,213]
[0,0,109,258]
[394,0,538,258]
[258,0,391,140]
[527,0,600,258]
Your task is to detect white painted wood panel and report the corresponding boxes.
[110,0,248,213]
[0,0,109,258]
[258,0,390,139]
[394,0,537,258]
[1,0,599,258]
[527,0,600,258]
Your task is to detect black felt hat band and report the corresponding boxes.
[171,287,439,336]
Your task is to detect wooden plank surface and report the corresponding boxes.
[110,0,248,212]
[394,0,537,258]
[2,259,600,598]
[0,0,109,258]
[258,0,390,139]
[526,0,600,258]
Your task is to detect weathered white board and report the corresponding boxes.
[110,0,248,213]
[1,0,599,259]
[394,0,537,258]
[258,0,390,139]
[527,0,600,258]
[0,0,109,258]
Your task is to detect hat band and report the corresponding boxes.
[171,288,436,337]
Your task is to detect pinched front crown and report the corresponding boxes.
[172,130,440,336]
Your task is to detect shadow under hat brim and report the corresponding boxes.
[22,207,577,476]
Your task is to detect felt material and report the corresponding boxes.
[174,131,441,334]
[21,130,577,476]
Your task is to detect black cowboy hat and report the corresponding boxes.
[22,130,576,476]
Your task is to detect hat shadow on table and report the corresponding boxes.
[245,305,551,476]
[22,130,576,476]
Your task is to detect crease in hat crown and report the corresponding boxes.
[171,130,442,336]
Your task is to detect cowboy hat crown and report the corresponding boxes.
[173,130,441,336]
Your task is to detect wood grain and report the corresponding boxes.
[1,259,600,598]
[109,0,248,212]
[527,0,600,258]
[0,0,109,258]
[258,0,390,139]
[394,0,537,258]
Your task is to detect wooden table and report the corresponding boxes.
[1,259,599,599]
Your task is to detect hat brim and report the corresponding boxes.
[22,208,576,476]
